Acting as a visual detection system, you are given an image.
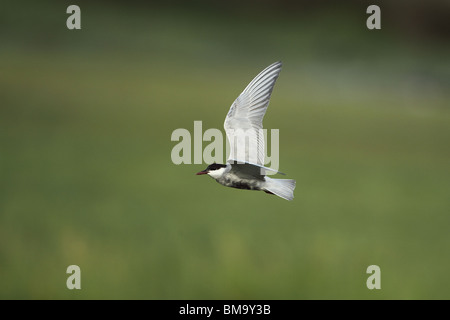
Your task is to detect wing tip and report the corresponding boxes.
[273,60,282,68]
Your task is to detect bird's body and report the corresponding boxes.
[196,61,296,200]
[208,163,265,190]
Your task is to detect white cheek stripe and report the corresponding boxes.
[207,167,226,179]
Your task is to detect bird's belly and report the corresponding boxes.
[216,176,263,191]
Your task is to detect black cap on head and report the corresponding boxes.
[206,163,227,171]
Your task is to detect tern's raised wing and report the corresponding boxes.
[224,61,282,166]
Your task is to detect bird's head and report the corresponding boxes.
[196,163,227,179]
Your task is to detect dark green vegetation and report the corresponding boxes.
[1,1,449,299]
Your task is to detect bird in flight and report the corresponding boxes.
[196,61,296,200]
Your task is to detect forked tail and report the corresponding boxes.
[264,177,296,201]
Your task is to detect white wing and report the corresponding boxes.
[224,61,282,166]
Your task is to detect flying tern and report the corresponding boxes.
[196,61,296,200]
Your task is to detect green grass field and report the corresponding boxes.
[1,1,450,299]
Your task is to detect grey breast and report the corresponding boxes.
[216,163,266,190]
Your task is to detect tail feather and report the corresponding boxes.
[264,177,296,201]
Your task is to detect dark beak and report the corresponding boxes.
[196,170,208,175]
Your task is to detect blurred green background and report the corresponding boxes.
[1,0,449,299]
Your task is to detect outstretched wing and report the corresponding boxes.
[224,61,282,166]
